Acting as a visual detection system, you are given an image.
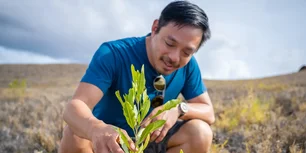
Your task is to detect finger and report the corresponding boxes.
[155,124,170,143]
[150,127,162,142]
[107,141,124,153]
[142,114,160,128]
[93,143,108,153]
[96,147,109,153]
[141,117,152,127]
[145,115,163,128]
[95,148,109,153]
[141,112,155,127]
[121,130,137,151]
[141,107,162,126]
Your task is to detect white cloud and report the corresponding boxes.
[195,23,305,80]
[0,0,160,61]
[0,46,74,64]
[0,0,305,80]
[195,34,252,80]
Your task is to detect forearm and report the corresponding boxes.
[63,99,107,140]
[180,103,215,125]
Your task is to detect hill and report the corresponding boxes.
[0,64,305,153]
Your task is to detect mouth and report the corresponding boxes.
[162,60,174,71]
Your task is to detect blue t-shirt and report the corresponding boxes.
[81,34,207,136]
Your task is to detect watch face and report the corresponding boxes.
[181,103,188,112]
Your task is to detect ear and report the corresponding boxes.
[151,19,159,35]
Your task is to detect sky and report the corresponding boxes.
[0,0,305,80]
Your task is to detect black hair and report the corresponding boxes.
[156,0,211,49]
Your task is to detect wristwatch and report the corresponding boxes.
[178,102,188,118]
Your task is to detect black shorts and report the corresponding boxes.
[143,119,189,153]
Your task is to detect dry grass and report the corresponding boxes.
[0,64,305,153]
[209,73,306,153]
[0,87,68,153]
[213,89,271,131]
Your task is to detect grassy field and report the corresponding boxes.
[0,64,305,153]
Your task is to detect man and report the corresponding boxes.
[58,1,215,153]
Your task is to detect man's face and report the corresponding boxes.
[150,20,203,75]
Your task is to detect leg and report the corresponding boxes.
[58,125,93,153]
[167,119,213,153]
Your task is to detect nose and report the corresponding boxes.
[168,49,180,64]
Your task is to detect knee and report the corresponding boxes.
[184,119,213,151]
[58,125,93,153]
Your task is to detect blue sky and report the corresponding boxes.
[0,0,305,80]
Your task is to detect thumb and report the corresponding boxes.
[122,130,138,151]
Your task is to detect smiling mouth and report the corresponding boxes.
[163,60,174,71]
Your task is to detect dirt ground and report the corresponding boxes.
[0,64,305,153]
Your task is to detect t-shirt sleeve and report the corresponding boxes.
[181,56,207,100]
[80,43,118,94]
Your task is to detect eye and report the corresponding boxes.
[165,41,174,47]
[183,51,191,57]
[182,50,193,56]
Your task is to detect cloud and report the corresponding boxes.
[195,23,305,80]
[0,46,74,64]
[0,0,305,80]
[0,0,163,62]
[195,31,252,80]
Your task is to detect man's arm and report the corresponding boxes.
[179,56,215,125]
[62,42,119,141]
[62,43,137,152]
[63,82,106,140]
[179,92,215,125]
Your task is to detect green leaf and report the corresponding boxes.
[180,149,184,153]
[123,102,136,129]
[116,128,130,153]
[143,134,150,150]
[138,120,166,144]
[132,82,137,91]
[140,90,150,121]
[137,65,146,98]
[137,110,141,125]
[127,88,136,106]
[133,104,138,123]
[134,83,140,103]
[136,127,145,141]
[162,99,182,111]
[132,66,140,91]
[151,99,182,119]
[121,144,129,153]
[137,134,150,153]
[131,64,137,83]
[135,65,145,105]
[123,94,129,104]
[115,90,124,106]
[116,92,130,125]
[138,144,144,153]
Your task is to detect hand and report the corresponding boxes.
[90,123,137,153]
[141,105,180,143]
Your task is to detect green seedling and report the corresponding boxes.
[114,64,183,153]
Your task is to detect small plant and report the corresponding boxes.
[8,78,27,101]
[210,139,228,153]
[115,64,183,153]
[215,90,270,131]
